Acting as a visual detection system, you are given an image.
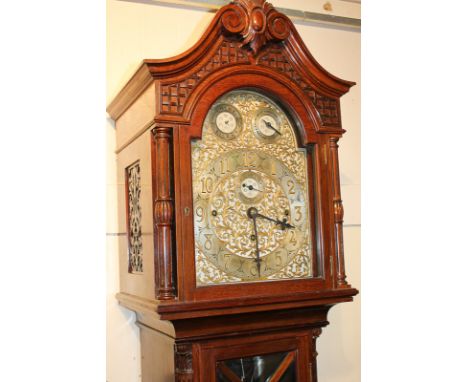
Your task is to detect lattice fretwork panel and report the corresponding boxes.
[161,41,249,114]
[258,48,340,126]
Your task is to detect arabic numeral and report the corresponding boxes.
[294,206,303,222]
[204,234,213,250]
[201,177,213,193]
[195,206,204,222]
[290,230,297,245]
[287,179,295,195]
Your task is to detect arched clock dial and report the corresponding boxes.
[192,90,313,285]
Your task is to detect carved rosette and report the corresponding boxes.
[174,343,193,382]
[220,0,291,56]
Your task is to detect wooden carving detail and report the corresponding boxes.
[159,0,340,126]
[329,137,349,288]
[309,328,322,382]
[174,343,193,382]
[258,48,340,127]
[220,0,291,55]
[152,126,177,300]
[160,41,249,114]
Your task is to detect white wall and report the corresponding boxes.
[107,1,360,381]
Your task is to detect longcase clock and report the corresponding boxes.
[107,1,358,381]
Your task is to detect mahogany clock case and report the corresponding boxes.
[107,0,358,381]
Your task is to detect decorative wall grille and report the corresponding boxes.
[126,161,143,273]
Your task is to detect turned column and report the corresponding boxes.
[329,136,350,288]
[152,125,176,300]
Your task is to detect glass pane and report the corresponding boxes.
[192,90,315,287]
[216,351,296,382]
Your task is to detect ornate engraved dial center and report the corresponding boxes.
[208,166,290,261]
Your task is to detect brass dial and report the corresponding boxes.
[192,90,313,285]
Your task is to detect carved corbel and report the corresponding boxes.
[174,343,193,382]
[309,328,323,382]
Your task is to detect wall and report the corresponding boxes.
[107,1,360,381]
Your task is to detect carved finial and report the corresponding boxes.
[220,0,291,56]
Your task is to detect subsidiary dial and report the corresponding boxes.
[210,104,242,140]
[258,115,278,137]
[241,177,261,199]
[216,111,237,134]
[253,110,282,140]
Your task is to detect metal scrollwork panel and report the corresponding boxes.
[192,90,313,285]
[126,161,143,273]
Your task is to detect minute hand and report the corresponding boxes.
[264,121,282,135]
[255,212,295,230]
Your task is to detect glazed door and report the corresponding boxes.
[198,330,314,382]
[216,350,297,381]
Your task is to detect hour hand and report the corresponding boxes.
[242,183,262,193]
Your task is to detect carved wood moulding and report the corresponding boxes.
[160,40,341,128]
[309,327,322,381]
[107,0,354,130]
[157,0,345,127]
